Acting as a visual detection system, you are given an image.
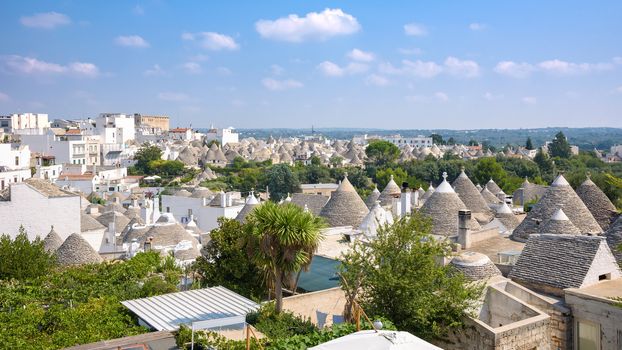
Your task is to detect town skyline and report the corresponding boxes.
[1,1,621,129]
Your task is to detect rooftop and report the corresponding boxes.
[566,278,622,302]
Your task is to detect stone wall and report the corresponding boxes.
[565,291,622,350]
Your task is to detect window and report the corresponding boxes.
[166,207,170,213]
[576,320,600,350]
[15,156,19,166]
[598,273,611,281]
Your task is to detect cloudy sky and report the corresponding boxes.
[1,1,621,129]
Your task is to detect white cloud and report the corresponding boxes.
[469,23,486,31]
[522,96,537,104]
[348,49,375,62]
[182,32,239,50]
[144,64,165,76]
[68,62,99,77]
[434,92,449,102]
[365,74,389,87]
[615,86,622,94]
[614,57,622,65]
[115,35,150,48]
[380,59,443,78]
[256,8,360,42]
[189,54,209,62]
[398,47,423,55]
[1,55,98,77]
[444,56,480,78]
[494,61,534,78]
[537,59,613,75]
[318,61,344,76]
[262,78,303,91]
[181,62,202,74]
[270,64,284,75]
[158,92,189,101]
[20,12,70,29]
[317,61,368,77]
[403,23,427,36]
[483,92,503,100]
[216,67,232,75]
[0,92,9,102]
[133,5,144,15]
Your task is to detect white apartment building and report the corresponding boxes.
[32,154,63,183]
[20,129,101,165]
[0,143,32,190]
[0,113,49,133]
[95,113,136,144]
[161,191,244,232]
[56,164,139,195]
[382,134,433,148]
[0,178,82,241]
[205,125,239,145]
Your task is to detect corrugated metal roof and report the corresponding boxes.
[121,286,259,331]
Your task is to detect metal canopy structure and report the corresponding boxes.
[121,286,259,331]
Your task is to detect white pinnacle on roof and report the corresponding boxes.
[434,172,455,193]
[246,191,259,205]
[550,208,570,221]
[496,202,513,215]
[551,174,570,187]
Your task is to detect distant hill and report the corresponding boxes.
[196,127,622,151]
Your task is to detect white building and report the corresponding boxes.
[161,191,244,232]
[20,129,100,165]
[95,113,136,145]
[0,113,49,133]
[0,178,82,241]
[56,164,139,195]
[168,128,194,141]
[382,134,433,148]
[205,125,239,145]
[32,154,63,182]
[0,143,32,190]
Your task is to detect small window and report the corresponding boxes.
[598,273,611,281]
[166,207,170,213]
[577,320,600,350]
[15,156,19,166]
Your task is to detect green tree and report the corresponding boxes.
[340,212,482,340]
[525,137,535,150]
[468,139,479,146]
[0,226,57,280]
[447,137,456,145]
[430,133,445,145]
[133,144,163,173]
[375,168,407,189]
[472,157,507,189]
[245,202,325,313]
[365,140,400,167]
[534,149,556,183]
[193,218,265,300]
[549,131,572,158]
[267,164,300,202]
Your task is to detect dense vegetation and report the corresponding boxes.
[129,144,197,185]
[0,236,183,350]
[340,212,483,340]
[175,303,397,350]
[200,146,622,209]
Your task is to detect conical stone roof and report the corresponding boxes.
[56,233,103,265]
[419,172,480,236]
[365,185,381,209]
[81,213,106,232]
[605,215,622,264]
[539,208,581,235]
[43,226,63,253]
[576,175,618,231]
[358,202,394,239]
[511,174,602,242]
[121,218,150,243]
[378,175,401,206]
[452,168,493,219]
[495,203,520,233]
[95,211,131,234]
[450,251,501,281]
[420,183,435,203]
[319,174,369,227]
[481,187,501,204]
[236,192,260,223]
[485,179,503,195]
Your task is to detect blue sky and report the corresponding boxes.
[1,1,621,129]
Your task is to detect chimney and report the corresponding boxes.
[400,189,411,218]
[458,210,471,249]
[143,237,153,251]
[131,198,138,208]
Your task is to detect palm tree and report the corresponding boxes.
[245,201,325,313]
